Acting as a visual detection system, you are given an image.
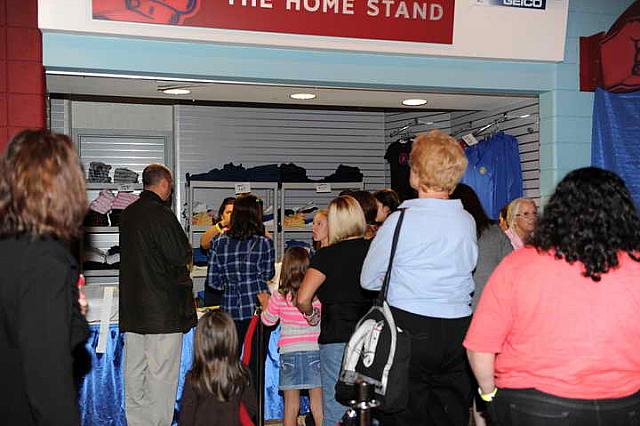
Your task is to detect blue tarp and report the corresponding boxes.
[592,88,640,206]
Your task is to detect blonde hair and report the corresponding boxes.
[315,208,329,221]
[328,196,366,245]
[410,130,467,193]
[507,198,536,230]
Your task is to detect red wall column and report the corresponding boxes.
[0,0,45,152]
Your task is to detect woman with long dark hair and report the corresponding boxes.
[373,188,401,224]
[450,183,512,308]
[0,130,89,425]
[206,193,275,406]
[465,167,640,425]
[206,194,274,336]
[180,310,256,425]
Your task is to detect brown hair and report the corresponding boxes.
[410,130,467,194]
[142,163,172,187]
[0,130,88,240]
[351,190,378,225]
[278,247,310,301]
[187,310,251,401]
[227,193,265,240]
[374,189,401,213]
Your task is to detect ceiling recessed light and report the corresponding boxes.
[402,98,428,106]
[519,114,531,118]
[161,88,191,95]
[290,93,317,100]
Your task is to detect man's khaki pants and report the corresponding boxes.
[124,332,183,426]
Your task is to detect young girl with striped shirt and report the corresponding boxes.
[261,247,323,426]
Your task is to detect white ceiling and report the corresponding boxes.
[46,73,534,111]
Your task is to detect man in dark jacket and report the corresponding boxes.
[119,163,197,426]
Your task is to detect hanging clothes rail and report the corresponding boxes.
[389,117,432,139]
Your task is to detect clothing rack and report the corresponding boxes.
[389,117,432,139]
[453,112,539,140]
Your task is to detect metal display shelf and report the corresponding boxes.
[186,180,280,259]
[279,181,364,256]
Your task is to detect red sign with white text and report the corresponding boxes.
[92,0,455,44]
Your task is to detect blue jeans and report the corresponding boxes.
[319,343,347,426]
[490,388,640,426]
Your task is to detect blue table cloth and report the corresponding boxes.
[78,324,307,425]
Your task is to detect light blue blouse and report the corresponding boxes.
[361,198,478,318]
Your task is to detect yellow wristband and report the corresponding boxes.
[479,387,498,402]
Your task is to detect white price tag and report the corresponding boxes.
[117,184,133,192]
[234,183,251,194]
[315,183,332,193]
[461,134,479,146]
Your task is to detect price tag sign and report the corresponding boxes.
[117,183,133,191]
[461,134,479,146]
[234,183,251,194]
[315,183,332,193]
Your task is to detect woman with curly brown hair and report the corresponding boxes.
[0,130,89,426]
[465,167,640,425]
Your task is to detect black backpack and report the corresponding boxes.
[335,209,411,413]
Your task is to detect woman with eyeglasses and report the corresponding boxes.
[464,167,640,425]
[504,198,537,249]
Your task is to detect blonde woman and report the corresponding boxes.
[361,129,478,426]
[311,209,329,250]
[505,197,537,249]
[297,196,376,426]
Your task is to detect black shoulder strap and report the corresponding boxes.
[379,208,406,303]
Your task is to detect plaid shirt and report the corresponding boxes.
[206,234,275,320]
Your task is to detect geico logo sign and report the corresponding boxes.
[503,0,544,8]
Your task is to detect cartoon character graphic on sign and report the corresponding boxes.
[93,0,200,25]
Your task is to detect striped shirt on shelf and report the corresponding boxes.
[261,291,321,353]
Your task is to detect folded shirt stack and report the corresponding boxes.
[88,162,112,183]
[113,167,139,184]
[82,246,121,271]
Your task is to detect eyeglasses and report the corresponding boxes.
[516,212,537,219]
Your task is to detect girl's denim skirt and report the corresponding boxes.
[279,350,322,390]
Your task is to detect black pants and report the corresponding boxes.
[380,307,473,426]
[490,388,640,426]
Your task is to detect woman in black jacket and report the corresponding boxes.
[0,130,90,426]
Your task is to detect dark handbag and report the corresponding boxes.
[335,209,411,413]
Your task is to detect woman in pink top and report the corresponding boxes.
[261,247,322,426]
[464,167,640,425]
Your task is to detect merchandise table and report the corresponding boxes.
[78,323,302,425]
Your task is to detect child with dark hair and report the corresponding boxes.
[180,310,256,426]
[261,247,323,426]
